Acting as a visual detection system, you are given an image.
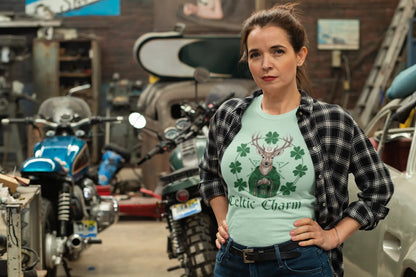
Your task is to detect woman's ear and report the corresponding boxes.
[297,46,308,66]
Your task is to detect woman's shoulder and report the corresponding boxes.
[311,98,355,123]
[216,92,256,114]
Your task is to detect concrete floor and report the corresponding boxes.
[57,216,186,277]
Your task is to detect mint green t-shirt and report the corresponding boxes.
[220,95,316,247]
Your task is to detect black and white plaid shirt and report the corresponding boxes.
[199,89,394,277]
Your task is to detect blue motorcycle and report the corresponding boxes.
[1,92,121,277]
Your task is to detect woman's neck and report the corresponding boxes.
[261,89,301,115]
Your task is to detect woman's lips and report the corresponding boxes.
[262,76,277,81]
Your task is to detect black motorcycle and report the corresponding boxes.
[130,86,234,277]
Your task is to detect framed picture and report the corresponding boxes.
[154,0,255,32]
[318,19,360,50]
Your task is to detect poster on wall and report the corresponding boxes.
[154,0,255,32]
[317,19,360,50]
[25,0,120,18]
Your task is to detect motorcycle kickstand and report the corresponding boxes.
[62,258,72,277]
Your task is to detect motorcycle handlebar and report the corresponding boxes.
[137,92,234,166]
[91,116,124,124]
[1,116,124,128]
[208,92,235,110]
[1,117,35,125]
[137,145,163,165]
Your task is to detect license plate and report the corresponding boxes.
[74,220,98,238]
[171,198,202,220]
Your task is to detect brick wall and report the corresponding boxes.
[0,0,401,108]
[276,0,400,106]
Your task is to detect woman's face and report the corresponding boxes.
[246,25,307,95]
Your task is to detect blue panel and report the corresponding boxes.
[60,0,120,16]
[407,18,416,67]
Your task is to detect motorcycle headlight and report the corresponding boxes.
[83,186,94,201]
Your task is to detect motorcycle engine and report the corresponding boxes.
[81,178,119,232]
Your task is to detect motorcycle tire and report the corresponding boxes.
[41,198,58,277]
[183,213,217,277]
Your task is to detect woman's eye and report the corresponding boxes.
[274,49,285,55]
[249,52,260,59]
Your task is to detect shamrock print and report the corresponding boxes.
[237,143,250,157]
[293,164,308,178]
[290,146,305,160]
[265,131,279,144]
[280,182,296,195]
[229,161,242,174]
[234,178,247,192]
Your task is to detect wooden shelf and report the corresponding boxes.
[59,56,91,62]
[60,72,92,77]
[34,38,102,162]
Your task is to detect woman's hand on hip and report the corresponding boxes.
[290,218,339,251]
[215,219,229,249]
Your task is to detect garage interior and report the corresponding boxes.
[0,0,414,276]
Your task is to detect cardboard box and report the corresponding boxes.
[0,174,30,194]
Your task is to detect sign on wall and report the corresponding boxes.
[25,0,120,17]
[317,19,360,50]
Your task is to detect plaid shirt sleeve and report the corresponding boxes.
[199,95,252,203]
[199,109,226,202]
[344,120,394,230]
[199,99,239,202]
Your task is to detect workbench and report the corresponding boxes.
[1,185,44,277]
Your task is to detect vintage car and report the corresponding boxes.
[344,66,416,277]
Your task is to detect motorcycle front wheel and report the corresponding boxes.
[42,198,58,277]
[183,213,217,277]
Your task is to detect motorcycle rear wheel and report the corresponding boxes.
[183,213,217,277]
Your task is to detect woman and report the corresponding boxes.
[199,3,393,277]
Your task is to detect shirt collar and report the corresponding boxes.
[249,89,313,116]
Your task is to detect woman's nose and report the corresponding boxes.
[262,55,272,70]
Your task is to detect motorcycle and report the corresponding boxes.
[1,87,121,277]
[130,86,234,277]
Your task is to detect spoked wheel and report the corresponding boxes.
[42,198,58,277]
[183,213,217,277]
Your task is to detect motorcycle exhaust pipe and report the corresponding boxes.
[67,234,85,254]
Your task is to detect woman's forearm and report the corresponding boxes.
[335,217,361,245]
[209,195,228,226]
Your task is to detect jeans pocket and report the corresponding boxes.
[284,246,332,276]
[216,244,229,264]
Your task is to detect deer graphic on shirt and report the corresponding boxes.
[248,133,293,198]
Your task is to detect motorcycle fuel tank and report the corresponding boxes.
[21,136,89,181]
[169,136,206,171]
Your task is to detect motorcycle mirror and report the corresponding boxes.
[193,67,210,83]
[68,84,91,96]
[128,112,147,129]
[193,67,210,104]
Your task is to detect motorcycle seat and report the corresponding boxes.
[103,143,131,162]
[159,167,199,184]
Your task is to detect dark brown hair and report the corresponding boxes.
[240,3,312,92]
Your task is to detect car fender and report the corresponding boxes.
[401,242,416,276]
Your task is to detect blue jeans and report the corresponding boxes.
[214,238,333,277]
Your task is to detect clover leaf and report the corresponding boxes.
[293,164,308,177]
[229,161,242,174]
[265,131,279,144]
[290,146,305,160]
[237,143,250,157]
[234,178,247,192]
[280,182,296,195]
